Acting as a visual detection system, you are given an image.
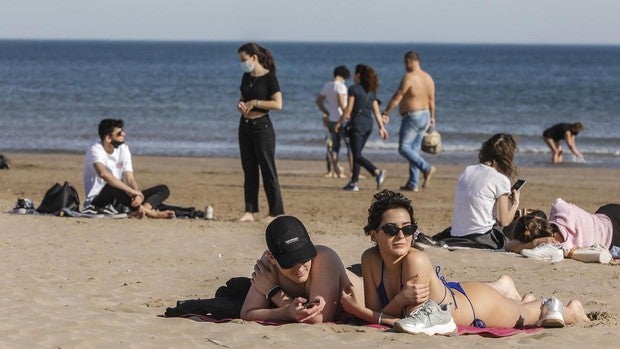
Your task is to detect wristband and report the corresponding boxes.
[377,312,384,324]
[256,100,260,108]
[266,285,282,300]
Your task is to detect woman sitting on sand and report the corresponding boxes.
[340,190,589,335]
[434,133,521,249]
[506,198,620,254]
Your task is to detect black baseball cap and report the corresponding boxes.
[265,216,317,269]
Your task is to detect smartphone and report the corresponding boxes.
[511,179,526,192]
[304,300,319,309]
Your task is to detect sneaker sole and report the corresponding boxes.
[539,312,565,328]
[540,317,565,328]
[393,319,457,336]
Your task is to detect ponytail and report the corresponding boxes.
[238,42,277,74]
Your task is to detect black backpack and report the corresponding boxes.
[37,181,81,214]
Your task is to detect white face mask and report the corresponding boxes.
[240,60,254,73]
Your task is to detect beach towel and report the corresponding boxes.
[178,314,541,337]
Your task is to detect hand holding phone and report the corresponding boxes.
[304,299,320,309]
[511,179,526,192]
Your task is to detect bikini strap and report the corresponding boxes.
[435,266,458,309]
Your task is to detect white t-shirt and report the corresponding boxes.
[82,142,133,205]
[450,164,511,236]
[319,80,348,122]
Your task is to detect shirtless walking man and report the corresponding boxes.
[382,51,436,191]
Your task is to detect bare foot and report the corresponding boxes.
[239,212,255,222]
[487,275,522,302]
[565,299,590,324]
[261,215,280,224]
[522,292,536,303]
[323,171,334,178]
[145,209,175,219]
[422,166,436,189]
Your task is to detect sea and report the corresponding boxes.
[1,40,619,168]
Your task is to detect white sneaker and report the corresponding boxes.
[393,300,457,336]
[521,243,564,262]
[570,244,612,264]
[538,298,565,328]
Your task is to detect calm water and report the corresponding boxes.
[0,40,619,168]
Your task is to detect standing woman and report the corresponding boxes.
[336,64,388,192]
[542,122,584,164]
[236,42,284,222]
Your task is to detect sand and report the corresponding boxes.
[1,152,619,348]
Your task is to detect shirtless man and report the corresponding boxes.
[240,215,365,323]
[382,51,437,191]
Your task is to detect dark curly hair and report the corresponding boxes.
[364,189,416,235]
[355,64,379,93]
[512,215,555,242]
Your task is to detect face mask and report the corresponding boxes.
[240,60,254,73]
[111,140,124,148]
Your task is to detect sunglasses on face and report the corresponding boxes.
[379,223,417,237]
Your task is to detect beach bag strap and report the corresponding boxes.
[37,181,81,214]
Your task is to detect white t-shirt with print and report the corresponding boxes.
[450,164,511,236]
[320,80,348,122]
[82,142,133,205]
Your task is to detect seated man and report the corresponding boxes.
[240,215,362,323]
[82,118,175,219]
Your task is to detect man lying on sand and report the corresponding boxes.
[240,215,364,323]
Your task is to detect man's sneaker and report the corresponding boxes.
[537,298,565,328]
[342,182,360,191]
[400,184,419,192]
[414,233,448,249]
[101,204,119,215]
[521,243,564,262]
[82,204,98,215]
[393,300,457,336]
[375,169,386,190]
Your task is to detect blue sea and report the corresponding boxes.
[1,40,619,168]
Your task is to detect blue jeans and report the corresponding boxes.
[398,110,431,188]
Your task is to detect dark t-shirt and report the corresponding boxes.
[239,71,281,114]
[348,84,376,133]
[543,123,573,141]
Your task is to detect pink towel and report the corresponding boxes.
[181,314,541,337]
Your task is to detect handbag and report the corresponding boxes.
[422,127,442,154]
[37,181,81,214]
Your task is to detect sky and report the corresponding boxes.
[1,0,619,45]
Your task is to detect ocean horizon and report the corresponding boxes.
[0,39,619,169]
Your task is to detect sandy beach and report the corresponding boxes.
[1,152,619,348]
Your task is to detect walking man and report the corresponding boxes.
[382,51,436,191]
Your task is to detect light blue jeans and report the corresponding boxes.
[399,110,432,188]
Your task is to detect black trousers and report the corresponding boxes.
[349,129,377,183]
[238,115,284,216]
[92,184,170,210]
[596,203,620,248]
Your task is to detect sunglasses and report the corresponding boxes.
[109,130,124,137]
[379,224,417,237]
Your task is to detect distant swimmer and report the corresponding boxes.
[542,122,584,164]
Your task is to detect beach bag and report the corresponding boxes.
[0,154,9,169]
[422,128,442,154]
[37,181,81,214]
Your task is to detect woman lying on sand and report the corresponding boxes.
[340,190,590,335]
